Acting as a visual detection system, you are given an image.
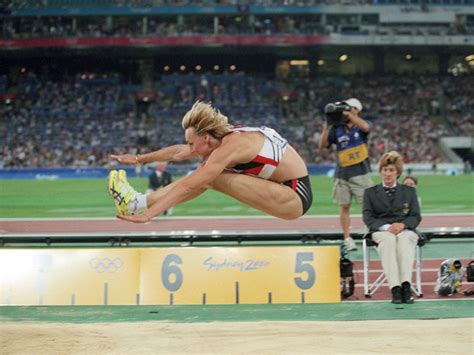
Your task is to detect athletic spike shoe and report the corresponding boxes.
[108,169,138,215]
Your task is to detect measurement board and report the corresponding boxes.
[0,246,340,305]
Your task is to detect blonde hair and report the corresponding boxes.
[182,101,234,139]
[378,151,403,176]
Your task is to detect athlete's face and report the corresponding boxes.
[185,128,213,160]
[380,164,398,187]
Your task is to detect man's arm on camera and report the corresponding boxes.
[318,121,331,150]
[345,110,370,133]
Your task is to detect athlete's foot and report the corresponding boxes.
[108,169,138,215]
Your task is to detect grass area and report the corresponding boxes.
[0,175,473,218]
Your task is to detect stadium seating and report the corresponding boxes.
[1,69,471,169]
[1,0,472,169]
[4,0,474,8]
[2,2,472,39]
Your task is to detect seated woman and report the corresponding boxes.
[362,151,421,304]
[108,100,313,223]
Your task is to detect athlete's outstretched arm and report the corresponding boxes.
[117,139,238,223]
[110,144,196,165]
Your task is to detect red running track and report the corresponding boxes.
[350,258,473,301]
[1,214,473,234]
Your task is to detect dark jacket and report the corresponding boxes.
[148,170,172,191]
[363,183,421,232]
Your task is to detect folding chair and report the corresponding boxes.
[362,231,426,298]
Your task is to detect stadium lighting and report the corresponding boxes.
[163,65,170,72]
[317,59,325,66]
[180,65,186,71]
[213,65,220,71]
[230,65,236,71]
[339,54,348,62]
[195,65,202,71]
[405,54,413,60]
[465,55,474,62]
[290,60,309,66]
[21,67,26,73]
[448,62,468,76]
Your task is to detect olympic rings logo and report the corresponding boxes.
[89,258,123,273]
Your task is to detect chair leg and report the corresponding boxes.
[363,239,387,297]
[368,273,386,296]
[412,245,423,297]
[363,239,370,297]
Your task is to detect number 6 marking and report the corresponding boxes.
[294,252,315,290]
[161,254,183,292]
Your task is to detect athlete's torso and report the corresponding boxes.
[227,126,288,180]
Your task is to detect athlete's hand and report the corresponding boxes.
[110,154,137,165]
[116,214,151,223]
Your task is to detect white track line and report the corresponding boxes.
[0,212,472,221]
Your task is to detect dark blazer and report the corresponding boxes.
[148,171,172,191]
[363,183,421,232]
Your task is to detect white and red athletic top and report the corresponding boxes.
[227,126,288,180]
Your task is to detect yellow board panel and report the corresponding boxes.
[0,249,140,305]
[0,246,340,306]
[140,246,340,305]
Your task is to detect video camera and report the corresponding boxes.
[324,102,352,126]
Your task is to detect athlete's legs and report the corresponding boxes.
[208,172,303,220]
[146,176,207,207]
[112,169,303,219]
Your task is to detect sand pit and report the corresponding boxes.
[1,318,472,354]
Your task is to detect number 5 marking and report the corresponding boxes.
[161,254,183,292]
[294,252,315,290]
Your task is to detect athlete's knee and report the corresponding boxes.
[280,212,302,220]
[207,172,234,190]
[278,204,304,220]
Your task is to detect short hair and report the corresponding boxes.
[403,175,418,186]
[182,101,234,139]
[378,151,403,176]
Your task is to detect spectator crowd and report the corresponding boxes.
[283,74,472,165]
[0,70,472,169]
[2,13,471,40]
[2,0,471,10]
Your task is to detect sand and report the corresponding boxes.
[1,318,473,354]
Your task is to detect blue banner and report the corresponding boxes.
[0,164,335,179]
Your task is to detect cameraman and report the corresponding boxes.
[318,98,374,251]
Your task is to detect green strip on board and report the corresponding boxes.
[0,300,472,324]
